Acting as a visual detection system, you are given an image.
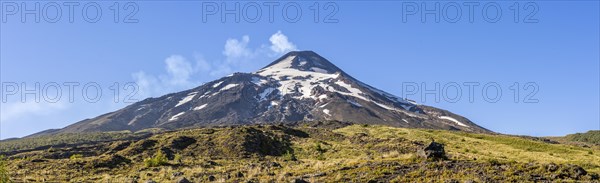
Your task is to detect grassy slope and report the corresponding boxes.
[550,130,600,146]
[335,125,600,173]
[1,124,599,182]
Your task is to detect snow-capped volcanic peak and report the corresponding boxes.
[50,50,491,136]
[257,51,342,75]
[255,51,415,112]
[255,53,341,100]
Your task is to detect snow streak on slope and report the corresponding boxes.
[175,92,197,107]
[438,116,469,127]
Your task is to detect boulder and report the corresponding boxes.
[170,136,197,150]
[208,175,216,181]
[418,141,447,160]
[291,179,309,183]
[176,177,192,183]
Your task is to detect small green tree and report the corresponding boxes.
[0,155,11,183]
[144,150,168,167]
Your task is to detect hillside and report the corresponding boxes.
[564,130,600,145]
[1,122,598,182]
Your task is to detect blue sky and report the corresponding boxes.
[1,1,598,139]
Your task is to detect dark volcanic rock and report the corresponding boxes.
[208,175,216,181]
[176,177,192,183]
[291,179,309,183]
[418,141,447,160]
[170,136,197,150]
[89,154,131,169]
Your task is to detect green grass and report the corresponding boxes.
[334,125,600,173]
[3,124,599,182]
[0,131,143,152]
[565,130,600,145]
[0,155,10,183]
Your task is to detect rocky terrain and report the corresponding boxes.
[1,122,599,182]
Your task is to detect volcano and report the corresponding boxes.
[33,51,491,136]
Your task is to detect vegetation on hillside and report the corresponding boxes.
[0,155,10,183]
[564,130,600,145]
[0,123,598,182]
[0,131,148,153]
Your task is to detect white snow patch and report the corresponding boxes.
[298,61,307,66]
[371,101,422,118]
[219,84,239,91]
[212,81,224,88]
[438,116,469,127]
[209,91,221,97]
[334,80,369,102]
[402,119,409,123]
[128,115,143,125]
[169,112,185,121]
[251,77,268,86]
[318,94,328,100]
[319,102,329,108]
[175,92,197,107]
[268,101,279,109]
[400,105,413,111]
[311,67,329,74]
[198,92,210,98]
[323,109,331,116]
[407,99,418,105]
[258,87,276,101]
[193,104,208,111]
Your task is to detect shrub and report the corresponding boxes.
[144,150,168,167]
[174,154,182,164]
[283,151,297,161]
[315,142,326,154]
[0,155,11,183]
[70,154,83,160]
[487,159,502,166]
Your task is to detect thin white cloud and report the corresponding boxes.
[164,55,194,86]
[133,30,297,98]
[132,55,201,98]
[223,35,252,59]
[269,30,297,54]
